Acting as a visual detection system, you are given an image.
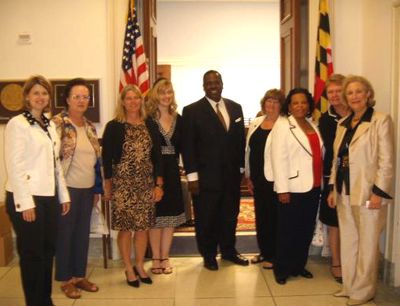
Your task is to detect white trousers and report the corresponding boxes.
[337,192,387,301]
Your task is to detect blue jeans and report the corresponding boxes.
[55,187,94,281]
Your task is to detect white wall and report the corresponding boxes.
[0,0,106,78]
[308,0,393,114]
[0,0,131,201]
[309,0,400,286]
[157,1,280,119]
[391,0,400,288]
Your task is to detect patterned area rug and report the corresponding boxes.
[237,198,255,231]
[176,197,255,232]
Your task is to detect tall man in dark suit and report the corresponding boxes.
[182,70,248,270]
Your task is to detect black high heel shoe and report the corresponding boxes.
[299,269,313,279]
[125,271,140,288]
[330,265,343,283]
[133,266,153,284]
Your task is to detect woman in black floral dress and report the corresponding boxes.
[102,85,163,288]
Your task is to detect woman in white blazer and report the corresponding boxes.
[269,88,323,285]
[244,89,285,269]
[5,75,70,306]
[327,76,394,306]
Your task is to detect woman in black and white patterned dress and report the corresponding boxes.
[146,79,186,274]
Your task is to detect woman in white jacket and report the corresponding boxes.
[269,88,323,285]
[244,89,284,269]
[5,75,70,306]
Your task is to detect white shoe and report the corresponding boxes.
[346,298,373,306]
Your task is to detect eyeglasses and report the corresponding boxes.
[71,95,91,101]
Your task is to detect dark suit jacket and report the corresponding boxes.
[182,97,245,192]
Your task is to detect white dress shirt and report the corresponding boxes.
[206,97,230,130]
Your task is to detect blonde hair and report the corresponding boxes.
[115,85,146,122]
[23,75,52,113]
[146,79,177,118]
[342,75,376,107]
[325,74,345,89]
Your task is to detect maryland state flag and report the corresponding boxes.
[313,0,333,118]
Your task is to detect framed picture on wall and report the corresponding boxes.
[51,79,100,122]
[0,79,100,123]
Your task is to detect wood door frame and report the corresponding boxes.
[141,0,157,85]
[280,0,308,93]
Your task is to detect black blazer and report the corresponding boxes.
[102,118,163,180]
[182,97,245,192]
[318,107,341,178]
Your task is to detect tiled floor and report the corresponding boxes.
[0,256,399,306]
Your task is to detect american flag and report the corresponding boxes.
[313,0,333,118]
[119,0,150,94]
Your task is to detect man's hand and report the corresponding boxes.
[188,180,200,196]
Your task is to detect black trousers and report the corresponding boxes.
[192,187,241,259]
[253,179,277,262]
[273,187,320,279]
[6,192,59,306]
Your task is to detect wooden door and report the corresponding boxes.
[280,0,308,93]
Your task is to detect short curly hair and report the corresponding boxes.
[63,78,91,109]
[342,75,375,107]
[281,87,314,117]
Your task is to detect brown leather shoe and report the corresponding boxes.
[61,283,81,299]
[75,278,99,292]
